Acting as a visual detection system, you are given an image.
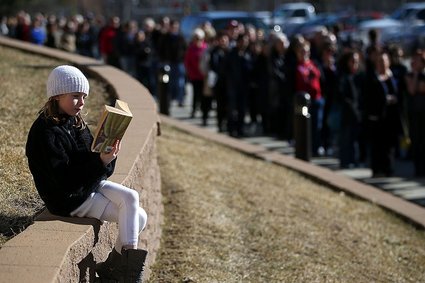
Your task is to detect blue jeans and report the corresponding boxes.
[310,97,325,153]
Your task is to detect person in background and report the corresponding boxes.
[209,31,230,132]
[30,16,46,45]
[200,20,216,43]
[198,22,217,125]
[87,13,105,59]
[358,43,381,166]
[267,32,290,137]
[363,51,401,177]
[225,33,252,137]
[134,29,155,95]
[155,16,171,69]
[184,28,208,122]
[25,65,148,282]
[5,16,17,38]
[225,20,240,47]
[294,38,324,156]
[116,20,139,77]
[388,44,408,98]
[336,50,362,168]
[285,34,306,142]
[141,17,158,97]
[0,16,9,36]
[59,20,77,53]
[388,44,409,158]
[247,25,267,135]
[318,35,338,156]
[406,49,425,177]
[309,26,328,63]
[76,20,96,57]
[15,11,31,42]
[160,19,186,106]
[45,16,61,49]
[98,16,121,67]
[364,29,381,77]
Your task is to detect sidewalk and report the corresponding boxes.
[166,87,425,209]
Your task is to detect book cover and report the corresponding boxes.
[91,99,133,153]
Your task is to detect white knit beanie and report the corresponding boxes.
[46,65,90,98]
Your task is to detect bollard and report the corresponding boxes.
[293,91,312,161]
[158,64,171,115]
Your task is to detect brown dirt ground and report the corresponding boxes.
[148,124,425,283]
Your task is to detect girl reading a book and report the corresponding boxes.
[25,65,147,282]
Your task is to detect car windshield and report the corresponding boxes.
[274,9,293,18]
[211,17,267,31]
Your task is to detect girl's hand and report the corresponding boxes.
[100,140,121,166]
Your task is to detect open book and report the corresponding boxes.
[91,99,133,153]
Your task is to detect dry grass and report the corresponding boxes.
[3,44,425,283]
[0,45,110,246]
[149,124,425,283]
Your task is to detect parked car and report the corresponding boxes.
[180,11,271,42]
[290,11,386,39]
[385,24,425,54]
[290,13,339,36]
[357,2,425,45]
[269,2,316,36]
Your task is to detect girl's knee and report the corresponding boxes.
[122,189,139,207]
[139,207,148,231]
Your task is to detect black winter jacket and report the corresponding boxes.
[26,113,115,216]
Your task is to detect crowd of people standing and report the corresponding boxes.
[2,10,425,178]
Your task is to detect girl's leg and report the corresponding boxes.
[71,180,147,252]
[96,180,147,252]
[71,181,148,280]
[98,181,147,250]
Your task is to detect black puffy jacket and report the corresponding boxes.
[26,113,115,216]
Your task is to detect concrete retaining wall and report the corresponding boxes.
[0,36,162,282]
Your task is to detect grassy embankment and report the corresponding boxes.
[149,124,425,282]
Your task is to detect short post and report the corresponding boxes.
[293,91,311,161]
[158,64,171,115]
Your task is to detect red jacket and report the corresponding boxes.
[98,25,117,55]
[295,59,322,100]
[184,41,207,81]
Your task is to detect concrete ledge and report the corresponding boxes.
[160,115,425,229]
[0,36,162,282]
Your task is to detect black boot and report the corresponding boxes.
[120,249,148,283]
[95,248,122,282]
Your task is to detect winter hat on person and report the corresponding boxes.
[192,28,205,40]
[46,65,90,98]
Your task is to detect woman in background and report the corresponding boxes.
[363,52,401,177]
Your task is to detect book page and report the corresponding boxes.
[115,99,132,115]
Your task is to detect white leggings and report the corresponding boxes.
[71,180,147,252]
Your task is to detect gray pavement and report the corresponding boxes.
[165,88,425,208]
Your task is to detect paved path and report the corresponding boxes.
[166,87,425,208]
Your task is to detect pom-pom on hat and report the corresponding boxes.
[46,65,89,98]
